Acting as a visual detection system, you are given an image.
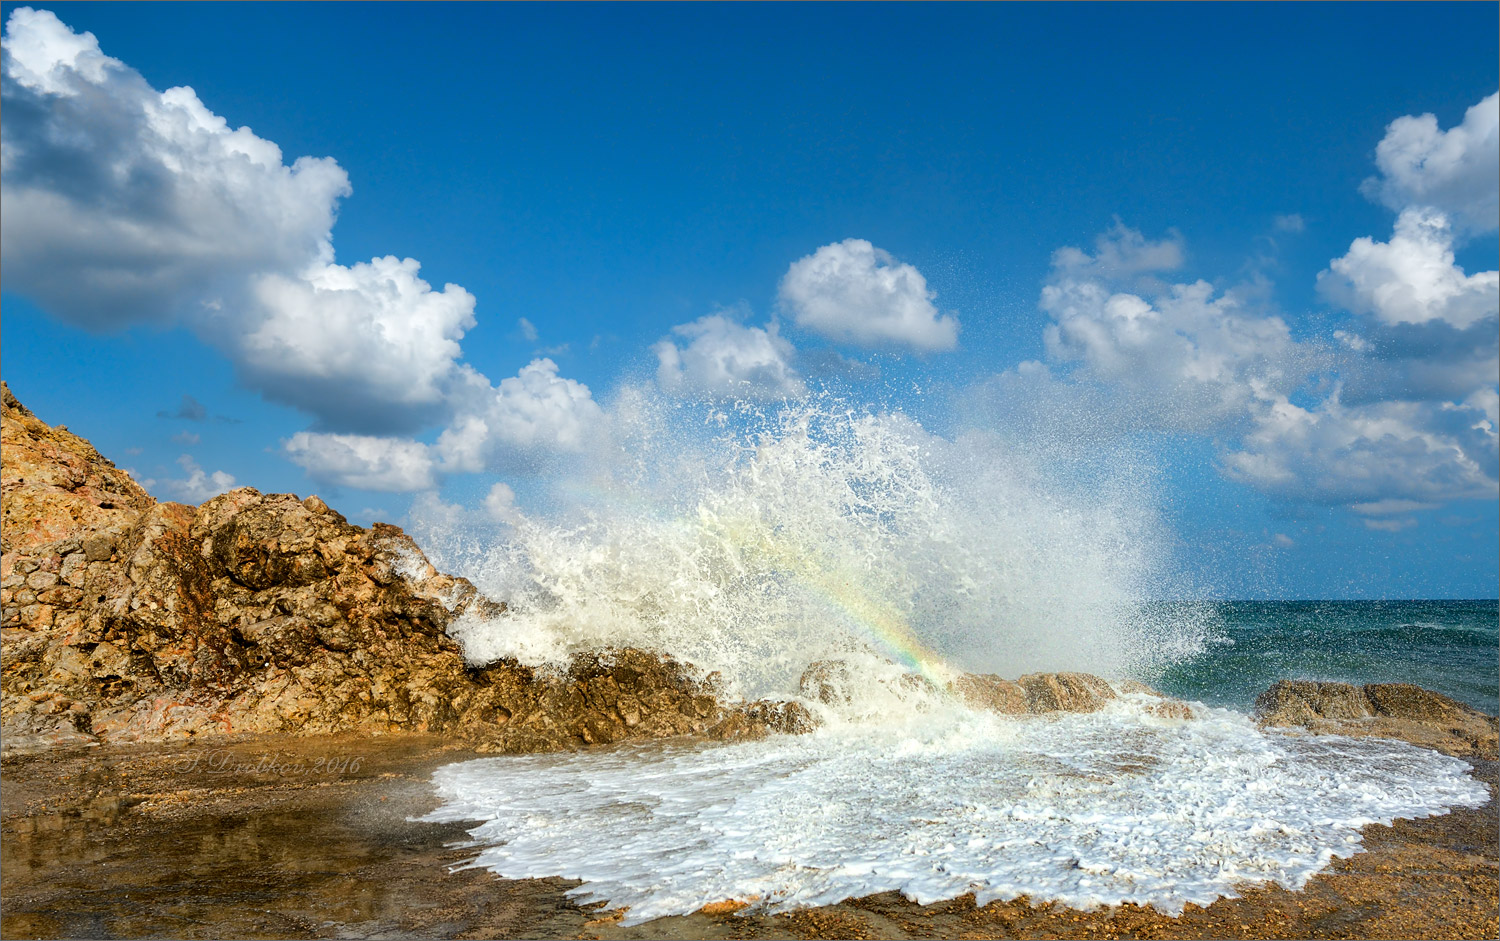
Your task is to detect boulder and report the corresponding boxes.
[1017,671,1117,713]
[947,673,1028,714]
[1255,679,1498,760]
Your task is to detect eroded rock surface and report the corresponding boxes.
[0,383,790,753]
[1256,679,1499,759]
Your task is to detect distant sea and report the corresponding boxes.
[1154,600,1500,714]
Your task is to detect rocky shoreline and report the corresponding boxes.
[3,382,1497,939]
[2,733,1495,940]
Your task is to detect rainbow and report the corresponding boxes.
[555,473,955,688]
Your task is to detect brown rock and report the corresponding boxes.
[947,672,1028,714]
[1,382,154,555]
[3,384,812,753]
[1255,679,1499,760]
[1017,671,1117,713]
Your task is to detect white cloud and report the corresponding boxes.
[1221,393,1497,506]
[1319,208,1498,330]
[1,8,481,435]
[1361,92,1499,234]
[518,317,538,341]
[436,358,606,473]
[171,431,200,445]
[241,256,476,429]
[283,432,437,492]
[1363,517,1417,533]
[1039,227,1312,433]
[1,8,348,327]
[654,313,805,400]
[161,455,236,504]
[1,6,117,94]
[482,481,522,524]
[1272,533,1296,548]
[779,239,958,351]
[1049,221,1184,278]
[1274,214,1306,234]
[1350,499,1439,516]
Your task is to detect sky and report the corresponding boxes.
[1,2,1496,599]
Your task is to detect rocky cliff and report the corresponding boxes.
[1,382,806,753]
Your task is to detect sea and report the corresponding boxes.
[1155,599,1499,713]
[409,400,1497,925]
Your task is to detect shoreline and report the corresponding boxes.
[3,730,1496,941]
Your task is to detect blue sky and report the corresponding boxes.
[2,3,1496,598]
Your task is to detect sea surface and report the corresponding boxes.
[1153,599,1500,713]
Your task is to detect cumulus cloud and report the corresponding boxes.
[1039,224,1314,433]
[1361,91,1499,235]
[482,481,522,524]
[283,432,437,492]
[160,455,236,504]
[1023,94,1500,514]
[1,7,616,495]
[1319,208,1498,330]
[241,256,477,431]
[435,358,606,473]
[0,8,347,327]
[1221,393,1497,506]
[779,239,959,351]
[654,312,805,400]
[0,8,478,434]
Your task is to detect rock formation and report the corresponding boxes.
[0,383,802,753]
[1256,679,1499,760]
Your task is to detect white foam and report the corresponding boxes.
[422,705,1487,924]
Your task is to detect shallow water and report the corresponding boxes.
[424,701,1488,925]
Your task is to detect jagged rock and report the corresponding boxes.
[1,382,154,555]
[1255,679,1499,760]
[707,700,819,741]
[1,384,800,752]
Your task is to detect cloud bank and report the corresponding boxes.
[1020,93,1498,516]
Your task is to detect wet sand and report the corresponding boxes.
[2,734,1495,940]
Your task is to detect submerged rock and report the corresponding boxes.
[1255,679,1499,760]
[0,383,794,753]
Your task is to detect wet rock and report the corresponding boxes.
[1256,679,1498,760]
[947,672,1028,714]
[1017,671,1117,713]
[799,659,856,704]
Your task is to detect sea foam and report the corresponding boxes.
[423,702,1486,923]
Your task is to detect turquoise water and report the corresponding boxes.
[1152,600,1499,714]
